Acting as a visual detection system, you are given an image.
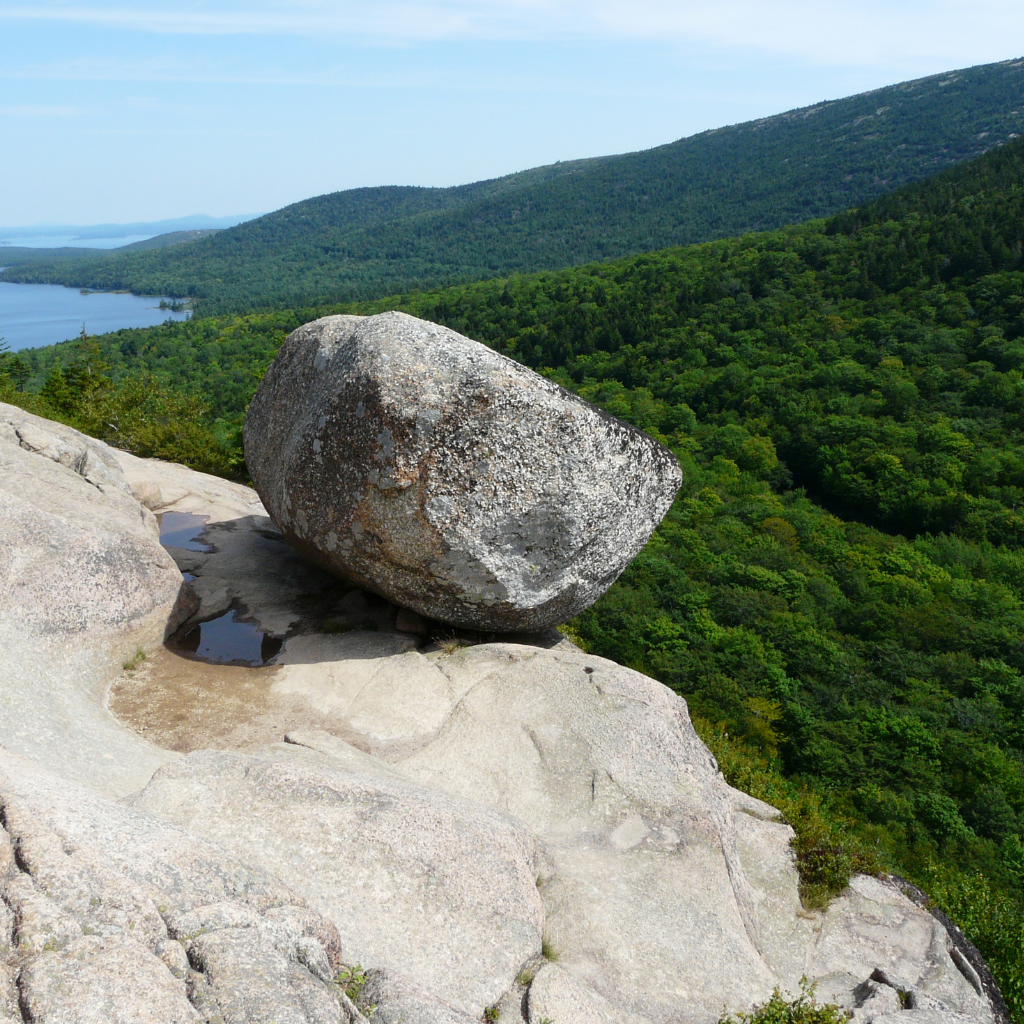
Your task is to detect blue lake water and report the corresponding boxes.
[0,234,152,248]
[0,281,189,352]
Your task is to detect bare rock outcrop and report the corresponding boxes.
[0,407,1006,1024]
[0,404,187,796]
[131,742,545,1015]
[243,311,682,631]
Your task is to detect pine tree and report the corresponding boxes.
[40,365,76,416]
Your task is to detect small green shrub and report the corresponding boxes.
[694,718,877,909]
[334,963,368,1003]
[921,865,1024,1022]
[556,623,589,651]
[718,981,851,1023]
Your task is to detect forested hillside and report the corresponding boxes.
[7,129,1024,1017]
[5,58,1024,315]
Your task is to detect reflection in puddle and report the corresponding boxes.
[158,511,212,552]
[171,609,283,666]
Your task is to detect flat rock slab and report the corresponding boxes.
[526,963,617,1024]
[359,969,479,1024]
[114,447,267,523]
[109,630,459,760]
[393,644,776,1021]
[132,742,545,1016]
[244,311,681,631]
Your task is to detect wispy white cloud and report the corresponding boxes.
[590,0,1024,65]
[0,103,81,115]
[0,2,473,39]
[0,54,435,89]
[0,0,1022,66]
[0,53,586,98]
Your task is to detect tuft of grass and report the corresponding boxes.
[540,936,559,962]
[483,1008,500,1023]
[437,635,469,656]
[516,968,536,987]
[122,648,147,672]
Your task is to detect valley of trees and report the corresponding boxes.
[4,58,1024,316]
[6,89,1024,1021]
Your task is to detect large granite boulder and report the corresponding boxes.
[243,311,682,631]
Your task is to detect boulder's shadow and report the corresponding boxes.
[161,513,574,668]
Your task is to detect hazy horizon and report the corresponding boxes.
[0,213,261,246]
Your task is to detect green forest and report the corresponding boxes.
[4,57,1024,316]
[7,114,1024,1020]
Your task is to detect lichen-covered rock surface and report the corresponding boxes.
[243,311,682,631]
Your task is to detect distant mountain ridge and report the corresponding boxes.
[0,229,222,268]
[5,56,1024,314]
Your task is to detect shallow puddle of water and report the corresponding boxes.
[169,609,283,666]
[158,511,213,552]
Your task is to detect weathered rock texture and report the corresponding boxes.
[243,311,682,631]
[0,747,345,1024]
[0,404,186,796]
[132,742,545,1015]
[0,408,1006,1024]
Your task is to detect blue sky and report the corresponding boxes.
[1,1,1023,226]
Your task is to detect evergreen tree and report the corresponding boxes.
[39,365,77,416]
